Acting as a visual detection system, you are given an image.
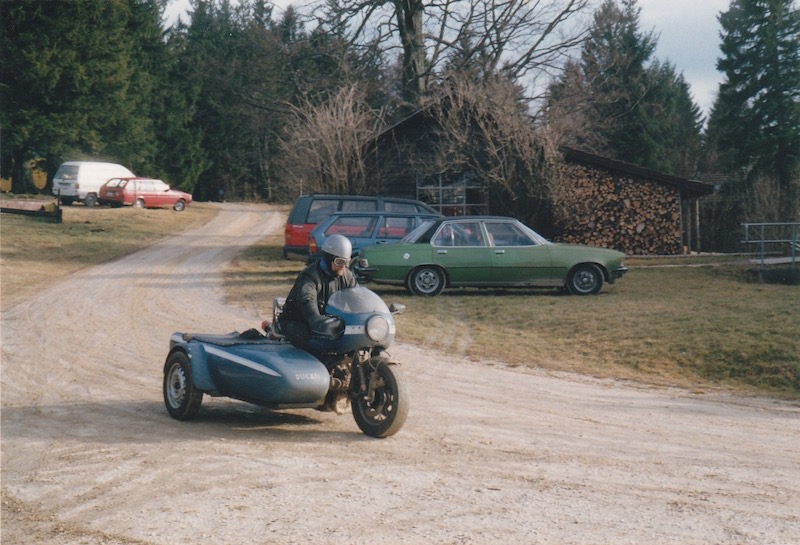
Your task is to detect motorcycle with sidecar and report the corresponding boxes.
[162,286,408,438]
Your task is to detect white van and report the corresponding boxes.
[52,161,135,206]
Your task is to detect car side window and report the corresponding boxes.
[485,222,536,246]
[432,223,474,247]
[326,216,377,237]
[432,224,454,246]
[308,199,339,223]
[341,200,377,212]
[458,221,485,246]
[385,201,415,213]
[57,165,80,179]
[379,217,415,239]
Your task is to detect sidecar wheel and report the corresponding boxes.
[163,351,203,420]
[352,362,408,438]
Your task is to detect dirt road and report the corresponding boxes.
[2,203,798,545]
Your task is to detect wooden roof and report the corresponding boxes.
[561,147,715,197]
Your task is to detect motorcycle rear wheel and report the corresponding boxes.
[352,361,408,438]
[163,351,203,420]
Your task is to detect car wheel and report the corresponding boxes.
[173,200,186,211]
[407,266,445,296]
[134,198,145,209]
[84,193,97,207]
[567,264,604,295]
[163,351,203,420]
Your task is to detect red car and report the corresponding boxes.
[99,177,192,211]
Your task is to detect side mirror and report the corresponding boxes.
[389,303,406,315]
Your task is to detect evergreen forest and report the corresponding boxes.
[2,0,798,251]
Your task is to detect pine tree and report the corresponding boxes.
[545,0,703,176]
[707,0,800,218]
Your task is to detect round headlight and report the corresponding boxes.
[366,315,390,341]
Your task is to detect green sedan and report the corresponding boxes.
[352,216,628,296]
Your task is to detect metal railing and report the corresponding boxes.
[742,222,799,270]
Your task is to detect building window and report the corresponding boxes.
[416,171,488,216]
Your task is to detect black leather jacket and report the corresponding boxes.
[279,259,357,332]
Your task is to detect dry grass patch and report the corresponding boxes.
[223,249,799,397]
[1,202,217,308]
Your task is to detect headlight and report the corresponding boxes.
[366,315,390,341]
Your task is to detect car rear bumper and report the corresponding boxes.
[283,245,308,261]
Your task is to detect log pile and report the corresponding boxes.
[552,164,683,255]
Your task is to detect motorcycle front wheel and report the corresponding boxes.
[352,361,409,438]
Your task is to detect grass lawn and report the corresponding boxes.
[222,239,800,398]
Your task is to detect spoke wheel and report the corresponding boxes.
[352,361,408,438]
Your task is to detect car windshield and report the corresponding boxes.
[517,222,551,245]
[403,220,435,243]
[325,286,390,315]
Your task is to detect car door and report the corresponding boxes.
[126,179,141,205]
[484,220,554,284]
[134,180,154,206]
[430,221,494,284]
[149,180,171,207]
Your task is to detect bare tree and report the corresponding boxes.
[278,85,386,196]
[317,0,592,105]
[417,75,561,225]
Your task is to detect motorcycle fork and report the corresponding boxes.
[351,350,372,399]
[351,350,387,403]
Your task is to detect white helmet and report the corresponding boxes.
[321,234,352,260]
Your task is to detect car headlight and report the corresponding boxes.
[366,315,390,341]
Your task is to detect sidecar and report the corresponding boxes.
[163,331,330,420]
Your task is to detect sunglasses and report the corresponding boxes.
[332,257,350,267]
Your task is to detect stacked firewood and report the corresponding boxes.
[552,164,683,255]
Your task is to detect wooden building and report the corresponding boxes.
[555,148,715,255]
[365,110,715,255]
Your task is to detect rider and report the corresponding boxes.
[277,234,357,356]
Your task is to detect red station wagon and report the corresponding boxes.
[99,177,193,211]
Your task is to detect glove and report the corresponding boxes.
[311,314,342,336]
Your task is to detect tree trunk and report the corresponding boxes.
[394,0,427,104]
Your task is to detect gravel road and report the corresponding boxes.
[2,203,798,545]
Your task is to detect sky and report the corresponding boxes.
[164,0,731,118]
[637,0,730,119]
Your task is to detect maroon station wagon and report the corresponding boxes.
[99,177,193,211]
